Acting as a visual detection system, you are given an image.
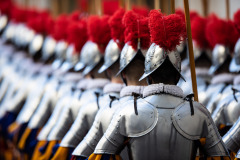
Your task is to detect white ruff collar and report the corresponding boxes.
[103,83,125,94]
[185,67,210,77]
[211,73,235,85]
[143,83,184,98]
[87,78,110,89]
[234,75,240,85]
[76,78,91,90]
[120,86,145,98]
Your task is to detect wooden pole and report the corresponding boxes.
[125,0,131,11]
[183,0,199,101]
[154,0,160,9]
[95,0,102,15]
[119,0,125,8]
[202,0,208,17]
[171,0,175,14]
[226,0,230,20]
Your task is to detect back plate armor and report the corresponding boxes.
[47,88,102,141]
[236,150,240,159]
[223,117,240,153]
[95,84,229,160]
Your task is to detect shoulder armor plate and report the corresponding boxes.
[119,99,158,137]
[171,101,210,140]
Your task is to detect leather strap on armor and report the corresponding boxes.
[184,93,195,116]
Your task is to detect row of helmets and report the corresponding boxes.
[0,0,240,159]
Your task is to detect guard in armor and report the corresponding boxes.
[71,8,150,160]
[89,10,229,160]
[201,15,239,117]
[51,9,126,160]
[223,117,240,159]
[50,14,120,160]
[178,13,212,96]
[38,15,111,160]
[17,12,88,159]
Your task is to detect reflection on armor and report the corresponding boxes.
[223,117,240,153]
[95,84,229,160]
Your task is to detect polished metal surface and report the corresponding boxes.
[82,41,103,75]
[59,88,109,148]
[209,44,229,74]
[28,79,59,129]
[212,92,240,128]
[74,41,92,71]
[37,92,73,141]
[139,43,183,81]
[206,84,232,114]
[0,15,8,32]
[95,93,229,159]
[16,76,48,124]
[28,34,44,56]
[47,88,103,141]
[116,42,146,76]
[223,117,240,153]
[2,23,15,42]
[55,40,68,59]
[72,95,132,157]
[98,39,121,73]
[198,83,226,106]
[230,38,240,73]
[236,150,240,159]
[41,36,57,61]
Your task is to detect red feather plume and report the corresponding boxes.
[108,8,125,49]
[132,6,149,17]
[149,9,186,52]
[175,9,185,21]
[191,16,210,49]
[52,14,70,41]
[69,10,81,21]
[88,15,111,53]
[27,10,50,34]
[122,10,150,50]
[44,15,55,36]
[67,19,88,52]
[205,15,239,51]
[0,0,13,16]
[234,9,240,34]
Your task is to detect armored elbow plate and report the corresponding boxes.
[230,38,240,73]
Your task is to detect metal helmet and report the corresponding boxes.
[60,44,79,72]
[2,22,15,43]
[28,33,44,56]
[52,40,68,70]
[98,9,125,74]
[139,10,186,81]
[208,44,230,75]
[229,38,240,73]
[41,36,57,61]
[0,14,8,33]
[74,41,91,71]
[82,41,103,75]
[116,42,146,76]
[82,15,111,75]
[98,39,121,73]
[139,43,184,81]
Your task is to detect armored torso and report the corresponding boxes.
[94,83,229,160]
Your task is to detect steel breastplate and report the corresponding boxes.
[223,117,240,153]
[72,95,132,157]
[236,150,240,159]
[28,80,60,129]
[37,94,72,141]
